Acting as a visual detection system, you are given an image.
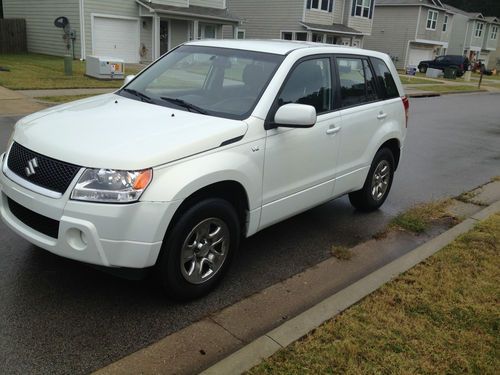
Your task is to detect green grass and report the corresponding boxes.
[248,213,500,375]
[331,245,352,261]
[0,53,142,90]
[37,94,98,103]
[399,75,444,85]
[390,200,454,233]
[413,84,484,93]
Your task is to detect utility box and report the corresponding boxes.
[86,55,124,80]
[425,68,442,78]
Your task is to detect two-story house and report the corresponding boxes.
[444,5,499,67]
[225,0,376,48]
[2,0,239,63]
[364,0,451,69]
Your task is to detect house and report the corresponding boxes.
[2,0,240,63]
[363,0,452,69]
[225,0,376,47]
[444,5,499,67]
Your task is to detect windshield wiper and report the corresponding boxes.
[121,88,153,103]
[160,97,208,115]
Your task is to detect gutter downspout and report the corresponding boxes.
[79,0,86,60]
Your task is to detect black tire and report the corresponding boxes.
[157,198,240,301]
[419,65,427,73]
[349,148,395,212]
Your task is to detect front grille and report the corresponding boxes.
[7,197,60,239]
[7,142,80,194]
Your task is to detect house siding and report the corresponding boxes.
[3,0,81,58]
[363,6,419,69]
[226,0,304,40]
[487,37,500,68]
[347,15,372,35]
[190,0,226,9]
[416,6,446,42]
[170,19,188,48]
[304,0,343,24]
[467,20,485,50]
[483,24,498,50]
[83,0,140,59]
[446,13,468,55]
[151,0,189,7]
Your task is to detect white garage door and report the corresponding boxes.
[93,17,140,63]
[408,48,434,67]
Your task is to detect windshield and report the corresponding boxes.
[120,45,284,120]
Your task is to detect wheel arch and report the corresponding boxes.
[379,138,401,170]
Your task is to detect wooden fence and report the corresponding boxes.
[0,19,27,54]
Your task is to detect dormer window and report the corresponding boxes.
[491,25,498,40]
[426,10,438,30]
[475,22,484,38]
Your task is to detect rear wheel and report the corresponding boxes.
[349,148,395,212]
[157,198,240,300]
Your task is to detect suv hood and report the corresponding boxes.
[12,94,248,170]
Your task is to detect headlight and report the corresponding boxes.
[71,168,153,203]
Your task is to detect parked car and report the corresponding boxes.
[0,40,408,300]
[417,55,469,76]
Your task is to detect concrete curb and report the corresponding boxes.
[201,200,500,375]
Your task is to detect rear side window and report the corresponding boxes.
[370,58,399,99]
[337,57,378,107]
[278,58,332,114]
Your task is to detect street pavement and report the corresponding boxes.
[0,93,499,374]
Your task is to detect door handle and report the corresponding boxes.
[377,112,387,120]
[326,126,341,135]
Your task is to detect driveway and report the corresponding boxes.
[0,93,499,374]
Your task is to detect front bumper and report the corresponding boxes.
[0,154,178,269]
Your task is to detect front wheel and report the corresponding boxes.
[419,65,427,73]
[157,198,240,300]
[349,148,395,212]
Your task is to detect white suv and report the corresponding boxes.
[0,40,408,299]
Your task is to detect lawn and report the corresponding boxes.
[249,213,500,375]
[0,53,142,90]
[399,75,444,85]
[413,84,484,93]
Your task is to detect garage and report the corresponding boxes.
[93,16,140,63]
[407,47,434,67]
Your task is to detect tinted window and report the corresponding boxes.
[278,58,332,114]
[370,57,399,99]
[337,57,378,107]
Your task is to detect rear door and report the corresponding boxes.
[332,56,385,196]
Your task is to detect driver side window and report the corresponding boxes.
[277,58,332,114]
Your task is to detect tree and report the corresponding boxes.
[445,0,500,17]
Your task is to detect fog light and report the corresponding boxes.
[66,228,87,251]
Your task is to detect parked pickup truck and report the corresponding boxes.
[0,40,408,300]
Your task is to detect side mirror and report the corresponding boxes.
[124,75,135,86]
[274,103,317,128]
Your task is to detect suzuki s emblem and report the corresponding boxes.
[25,157,39,177]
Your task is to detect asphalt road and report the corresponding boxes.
[1,93,499,374]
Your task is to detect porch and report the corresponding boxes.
[137,0,239,63]
[299,22,365,47]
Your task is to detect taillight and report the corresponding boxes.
[402,96,409,127]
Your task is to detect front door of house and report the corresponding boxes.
[160,21,169,55]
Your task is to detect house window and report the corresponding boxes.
[474,22,484,38]
[491,25,498,40]
[237,30,245,39]
[281,31,307,41]
[426,10,438,30]
[355,0,371,18]
[310,0,332,12]
[442,15,448,32]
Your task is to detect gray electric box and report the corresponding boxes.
[86,55,124,80]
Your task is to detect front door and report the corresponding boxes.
[260,57,341,229]
[160,20,169,55]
